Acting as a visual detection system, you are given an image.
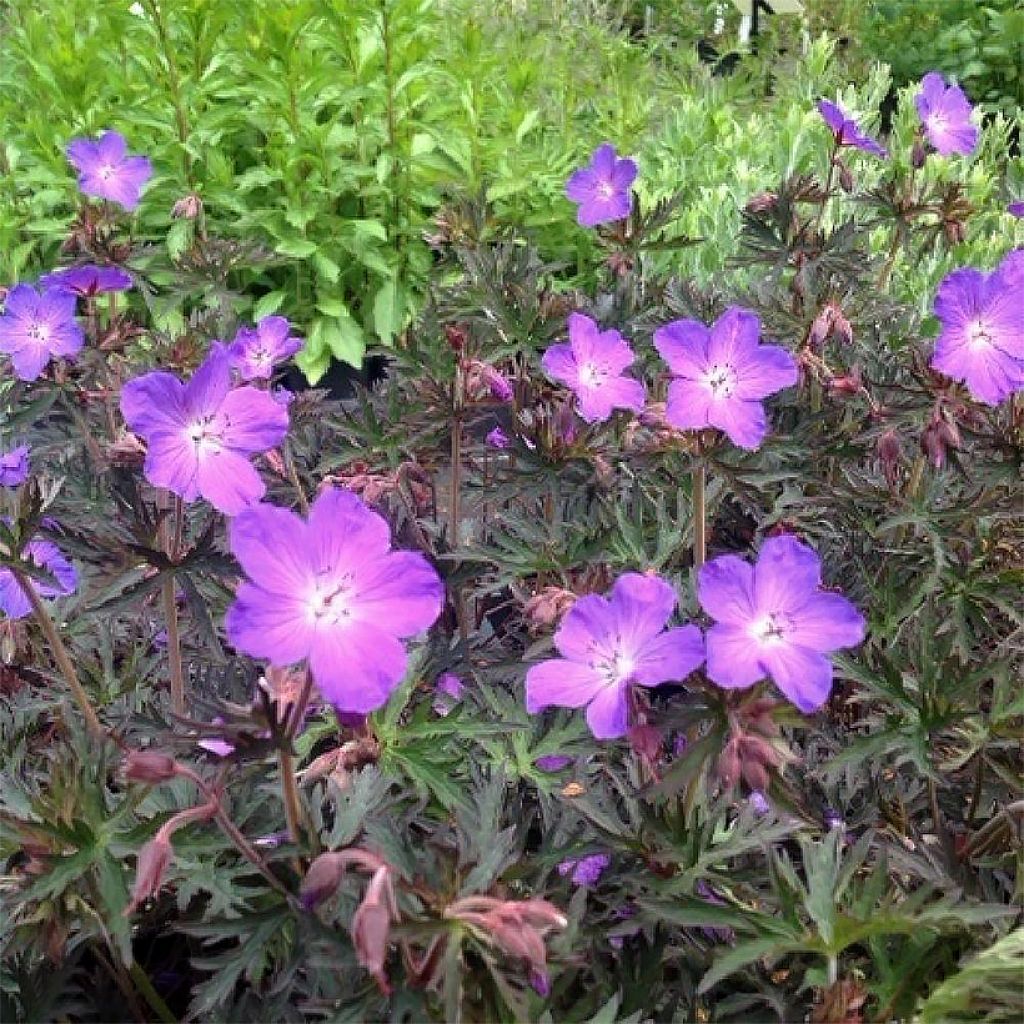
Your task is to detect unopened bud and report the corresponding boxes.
[911,140,927,170]
[717,738,742,789]
[745,191,777,214]
[943,219,966,245]
[171,193,203,220]
[128,835,173,913]
[443,324,467,352]
[351,865,396,995]
[124,750,179,785]
[628,724,662,760]
[837,161,854,193]
[877,429,903,490]
[300,852,346,910]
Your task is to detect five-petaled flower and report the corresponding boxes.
[40,264,134,297]
[1010,201,1024,219]
[915,72,978,157]
[698,535,865,713]
[120,343,289,515]
[655,306,798,450]
[0,534,78,621]
[565,143,638,227]
[0,284,84,381]
[225,487,444,713]
[817,100,887,158]
[66,131,152,210]
[0,445,30,488]
[930,249,1024,406]
[542,313,646,423]
[230,316,304,381]
[526,572,704,739]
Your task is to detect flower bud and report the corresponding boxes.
[486,426,512,450]
[876,429,903,490]
[128,835,173,914]
[351,865,396,995]
[943,218,966,245]
[171,193,203,220]
[837,161,854,193]
[124,750,179,785]
[300,852,346,910]
[921,412,961,468]
[911,140,927,170]
[443,324,467,352]
[717,738,742,789]
[628,724,662,760]
[745,191,777,214]
[808,306,835,350]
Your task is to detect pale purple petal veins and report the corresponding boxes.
[584,684,629,739]
[184,344,233,415]
[225,582,314,663]
[525,659,606,712]
[706,307,761,366]
[664,378,713,431]
[592,375,645,416]
[194,449,266,515]
[229,503,312,595]
[553,594,615,661]
[565,168,598,203]
[759,643,834,713]
[786,592,866,652]
[120,372,187,435]
[817,100,846,134]
[309,622,409,713]
[654,319,710,378]
[932,340,1020,405]
[732,344,799,400]
[934,268,987,331]
[708,396,768,450]
[698,555,755,624]
[217,386,289,452]
[540,342,578,387]
[9,346,51,382]
[142,431,202,501]
[0,570,32,619]
[610,572,678,646]
[753,535,822,613]
[352,550,444,636]
[705,623,767,689]
[632,624,705,686]
[97,130,128,163]
[307,487,392,576]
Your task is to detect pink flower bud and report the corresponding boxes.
[877,429,903,490]
[351,865,396,995]
[128,835,173,913]
[300,852,346,910]
[124,750,179,785]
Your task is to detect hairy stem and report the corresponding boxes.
[283,440,310,516]
[279,747,305,852]
[692,460,707,570]
[11,567,103,739]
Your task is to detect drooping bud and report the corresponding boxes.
[300,852,347,910]
[837,161,854,193]
[171,193,203,220]
[911,139,927,170]
[523,586,577,632]
[920,410,961,468]
[876,429,903,490]
[351,865,397,995]
[716,737,742,789]
[443,324,467,352]
[628,724,662,760]
[127,835,174,914]
[827,365,863,397]
[124,750,179,785]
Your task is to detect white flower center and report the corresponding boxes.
[598,180,616,200]
[26,322,52,344]
[252,346,271,366]
[306,574,355,626]
[966,320,993,351]
[702,362,737,398]
[185,416,223,455]
[590,641,636,687]
[926,113,948,135]
[578,362,605,389]
[750,613,787,646]
[98,164,117,181]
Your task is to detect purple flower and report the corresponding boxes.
[823,807,845,831]
[558,853,610,887]
[433,672,464,716]
[66,131,152,210]
[0,445,29,488]
[197,725,235,758]
[534,754,572,772]
[565,143,638,227]
[698,535,866,713]
[655,307,798,450]
[525,572,704,740]
[0,536,78,620]
[915,73,978,157]
[1010,202,1024,218]
[486,426,512,449]
[817,100,887,158]
[40,264,134,297]
[229,316,303,381]
[120,344,289,515]
[225,487,444,714]
[930,250,1024,406]
[482,364,513,402]
[541,313,645,424]
[748,791,770,816]
[0,284,84,381]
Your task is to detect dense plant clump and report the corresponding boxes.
[2,4,1023,1023]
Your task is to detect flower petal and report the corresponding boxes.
[633,624,705,686]
[759,643,833,712]
[353,550,444,637]
[142,432,200,501]
[226,582,314,663]
[609,573,677,647]
[309,621,409,713]
[553,594,616,661]
[307,487,392,576]
[698,554,755,625]
[707,396,767,450]
[121,372,187,436]
[733,344,798,400]
[705,623,766,689]
[219,386,290,452]
[706,307,761,365]
[753,535,821,613]
[788,592,865,653]
[525,659,605,712]
[229,502,312,595]
[665,378,713,431]
[194,449,265,515]
[585,683,629,739]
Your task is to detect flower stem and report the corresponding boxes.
[161,494,185,716]
[826,954,838,986]
[10,567,103,740]
[283,440,310,516]
[128,963,177,1024]
[279,747,305,851]
[692,460,707,570]
[450,410,468,640]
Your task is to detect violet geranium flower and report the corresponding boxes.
[1009,202,1024,219]
[915,73,978,157]
[565,143,638,227]
[525,572,704,739]
[229,316,303,381]
[225,487,444,714]
[0,284,84,381]
[541,313,646,423]
[931,250,1024,406]
[66,131,152,211]
[120,343,289,515]
[817,100,887,158]
[698,535,865,713]
[654,307,798,450]
[0,536,78,620]
[557,853,610,887]
[0,445,29,488]
[40,264,134,297]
